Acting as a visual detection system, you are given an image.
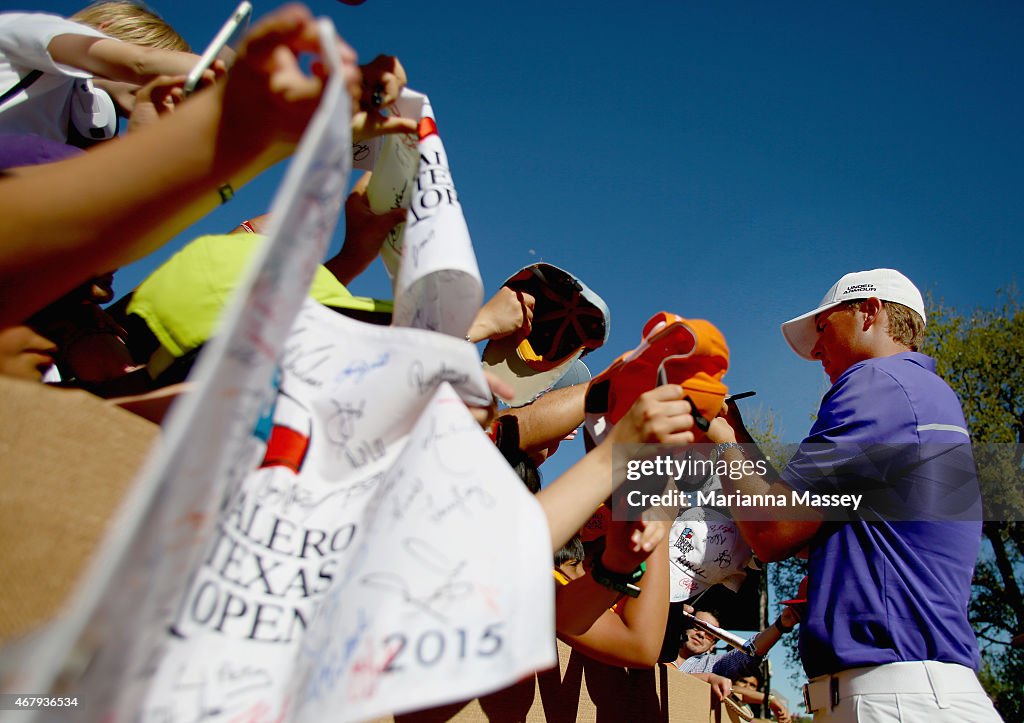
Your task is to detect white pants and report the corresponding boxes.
[804,661,1003,722]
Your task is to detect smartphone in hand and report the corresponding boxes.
[183,0,253,94]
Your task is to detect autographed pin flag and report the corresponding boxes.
[5,16,353,715]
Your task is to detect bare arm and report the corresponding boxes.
[556,519,667,635]
[745,606,798,657]
[0,4,362,327]
[732,686,791,722]
[688,672,732,702]
[495,383,585,454]
[47,33,198,83]
[536,385,696,551]
[87,39,197,80]
[732,685,766,705]
[705,404,823,562]
[557,540,670,667]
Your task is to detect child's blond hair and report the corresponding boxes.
[70,1,190,52]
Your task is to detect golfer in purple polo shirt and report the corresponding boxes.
[703,269,1002,722]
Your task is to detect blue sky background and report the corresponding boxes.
[27,0,1024,709]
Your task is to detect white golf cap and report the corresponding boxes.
[781,268,926,360]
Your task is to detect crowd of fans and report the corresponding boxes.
[0,4,1003,723]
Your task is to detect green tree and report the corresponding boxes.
[923,291,1024,720]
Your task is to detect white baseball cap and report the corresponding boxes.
[781,268,926,360]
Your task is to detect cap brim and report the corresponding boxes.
[550,359,591,391]
[780,301,843,360]
[482,336,584,407]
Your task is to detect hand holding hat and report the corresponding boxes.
[468,286,535,343]
[482,263,609,406]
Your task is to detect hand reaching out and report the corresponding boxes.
[707,398,754,445]
[127,75,186,131]
[352,54,418,141]
[467,286,536,343]
[345,171,406,255]
[779,604,801,629]
[323,171,406,285]
[220,4,362,156]
[606,385,697,447]
[601,518,669,574]
[702,673,732,702]
[361,54,406,109]
[769,696,792,722]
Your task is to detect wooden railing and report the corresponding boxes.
[381,640,748,723]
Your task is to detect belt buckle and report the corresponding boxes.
[803,676,840,712]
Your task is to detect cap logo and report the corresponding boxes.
[843,283,876,294]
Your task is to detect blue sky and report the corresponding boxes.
[31,0,1022,442]
[44,0,1017,445]
[29,0,1024,705]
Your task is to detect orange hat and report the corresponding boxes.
[585,312,729,444]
